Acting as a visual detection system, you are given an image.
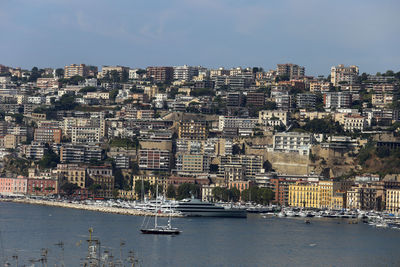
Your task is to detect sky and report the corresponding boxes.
[0,0,399,76]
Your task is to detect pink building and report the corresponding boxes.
[0,176,27,196]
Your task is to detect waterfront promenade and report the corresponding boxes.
[0,198,181,217]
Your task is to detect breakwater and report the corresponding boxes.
[0,198,182,217]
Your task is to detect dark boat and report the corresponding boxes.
[140,185,181,235]
[140,225,181,235]
[175,198,247,218]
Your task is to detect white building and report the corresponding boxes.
[273,132,313,155]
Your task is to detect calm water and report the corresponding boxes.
[1,202,400,267]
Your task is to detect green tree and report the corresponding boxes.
[109,137,138,149]
[69,75,85,85]
[131,162,139,175]
[54,94,77,110]
[212,187,227,201]
[176,183,200,200]
[166,184,176,199]
[263,160,272,172]
[134,180,151,197]
[88,184,102,196]
[34,186,42,193]
[376,146,390,158]
[38,148,60,169]
[110,70,120,83]
[60,182,80,196]
[12,113,24,125]
[114,169,125,189]
[210,164,219,173]
[121,70,129,82]
[230,187,241,202]
[55,68,64,77]
[109,88,119,100]
[79,86,97,93]
[28,67,42,82]
[263,101,277,110]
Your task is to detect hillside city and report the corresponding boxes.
[0,63,400,213]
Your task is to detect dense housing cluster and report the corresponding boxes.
[0,62,399,211]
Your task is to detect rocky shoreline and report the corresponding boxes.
[0,198,183,217]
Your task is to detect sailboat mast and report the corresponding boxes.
[155,183,158,228]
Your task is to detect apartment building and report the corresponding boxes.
[296,93,317,109]
[273,132,313,155]
[224,164,245,183]
[146,66,174,83]
[59,144,102,163]
[0,176,27,196]
[178,121,207,140]
[309,81,332,92]
[246,92,265,108]
[138,149,171,172]
[289,181,320,208]
[71,126,101,144]
[173,65,199,81]
[330,64,359,86]
[346,184,380,210]
[101,65,129,78]
[36,78,59,89]
[176,153,210,174]
[342,114,367,132]
[34,127,62,144]
[258,110,289,126]
[219,155,263,178]
[25,142,46,160]
[276,63,305,79]
[386,189,400,213]
[57,164,87,188]
[372,93,396,108]
[323,92,352,109]
[289,180,347,209]
[218,116,258,133]
[64,64,89,79]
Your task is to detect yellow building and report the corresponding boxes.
[289,182,320,208]
[178,121,207,140]
[57,164,86,188]
[319,181,341,209]
[289,180,344,209]
[118,189,135,200]
[386,189,400,213]
[331,192,346,210]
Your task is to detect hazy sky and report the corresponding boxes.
[0,0,399,76]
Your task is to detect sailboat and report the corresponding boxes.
[140,185,181,235]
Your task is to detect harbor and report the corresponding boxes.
[1,201,400,266]
[0,197,182,217]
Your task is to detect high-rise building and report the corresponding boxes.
[101,66,129,79]
[173,65,199,81]
[296,93,317,109]
[64,64,89,78]
[146,66,174,83]
[323,92,352,109]
[139,149,171,172]
[246,92,265,108]
[330,64,359,86]
[276,63,305,79]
